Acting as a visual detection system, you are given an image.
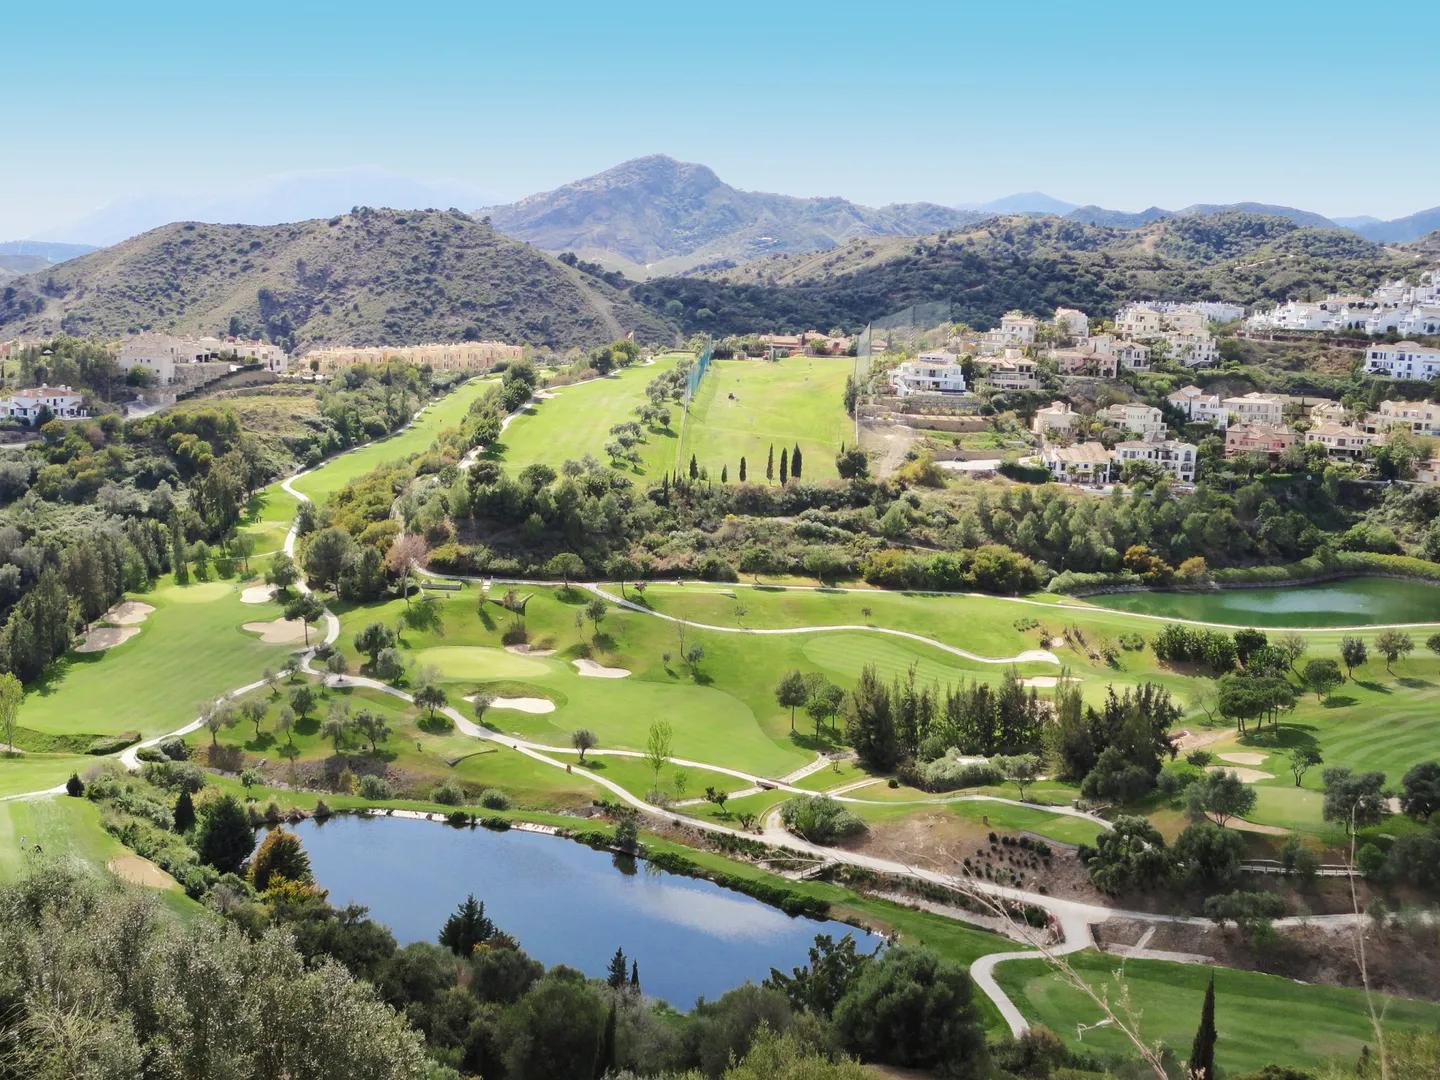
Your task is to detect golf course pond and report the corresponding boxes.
[1081,575,1440,628]
[288,815,881,1007]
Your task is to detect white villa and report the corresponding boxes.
[1363,398,1440,438]
[973,350,1039,391]
[980,311,1038,354]
[1304,421,1374,461]
[1363,342,1440,383]
[1168,385,1228,429]
[892,351,967,396]
[118,333,289,384]
[1115,435,1197,483]
[4,384,84,425]
[1053,307,1090,342]
[1222,391,1286,428]
[1041,441,1114,485]
[1031,400,1079,440]
[1101,402,1166,438]
[1114,304,1219,368]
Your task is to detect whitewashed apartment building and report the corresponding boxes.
[1168,385,1229,428]
[1363,341,1440,382]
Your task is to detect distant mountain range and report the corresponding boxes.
[29,168,496,248]
[0,240,98,279]
[0,209,669,350]
[477,157,1440,276]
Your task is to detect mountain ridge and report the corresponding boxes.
[0,208,671,351]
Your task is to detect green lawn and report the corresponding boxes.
[489,356,683,477]
[238,482,299,557]
[289,377,496,506]
[18,573,296,741]
[996,949,1440,1074]
[679,356,854,483]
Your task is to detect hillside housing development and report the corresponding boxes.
[1246,271,1440,337]
[118,333,290,385]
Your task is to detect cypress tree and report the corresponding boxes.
[766,444,774,481]
[594,1000,617,1079]
[739,456,747,482]
[630,959,640,992]
[721,465,728,483]
[688,454,698,480]
[606,946,628,988]
[779,447,789,484]
[1188,974,1217,1080]
[174,789,196,833]
[791,443,803,479]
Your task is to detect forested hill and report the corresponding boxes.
[633,213,1419,335]
[0,208,674,351]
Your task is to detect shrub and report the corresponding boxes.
[136,746,167,763]
[357,774,394,800]
[431,781,465,806]
[778,796,866,844]
[478,788,511,810]
[1186,749,1214,767]
[919,752,1002,792]
[141,760,207,794]
[86,731,141,755]
[160,737,190,761]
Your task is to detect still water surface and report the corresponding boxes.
[291,815,880,1007]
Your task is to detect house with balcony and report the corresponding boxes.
[1222,392,1286,428]
[1041,441,1114,485]
[973,350,1038,391]
[1031,400,1079,441]
[1115,435,1197,483]
[1363,342,1440,382]
[1101,402,1166,438]
[1304,421,1374,460]
[1225,423,1298,458]
[4,385,85,425]
[1168,385,1228,429]
[1362,398,1440,438]
[892,351,967,396]
[1053,307,1090,342]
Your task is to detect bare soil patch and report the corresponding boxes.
[103,601,155,625]
[1207,764,1273,783]
[243,618,310,644]
[505,644,557,657]
[76,626,140,653]
[466,693,556,714]
[573,658,630,679]
[1218,751,1267,766]
[108,854,175,889]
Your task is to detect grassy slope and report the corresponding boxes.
[996,949,1440,1074]
[489,356,682,478]
[289,377,497,505]
[679,356,853,482]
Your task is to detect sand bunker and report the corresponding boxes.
[1207,765,1273,783]
[108,854,174,888]
[76,626,140,653]
[243,618,311,644]
[240,583,277,604]
[467,694,556,714]
[103,601,154,626]
[1019,675,1080,688]
[505,644,557,657]
[573,658,631,679]
[1219,752,1268,766]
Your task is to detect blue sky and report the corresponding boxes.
[7,0,1438,239]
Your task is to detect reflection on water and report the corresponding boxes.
[290,815,880,1008]
[1087,577,1440,628]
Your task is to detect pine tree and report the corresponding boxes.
[173,789,196,833]
[688,454,699,480]
[594,1000,617,1079]
[739,456,747,482]
[791,444,803,479]
[1188,974,1217,1080]
[606,946,628,988]
[766,444,774,481]
[440,895,496,956]
[779,447,789,484]
[630,959,640,992]
[721,465,728,483]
